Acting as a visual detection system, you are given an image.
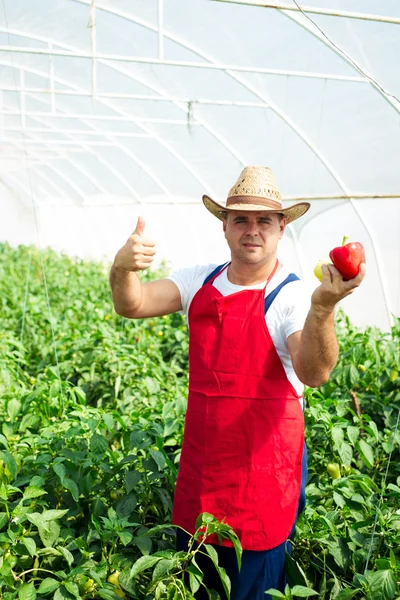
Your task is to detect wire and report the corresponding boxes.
[290,0,400,105]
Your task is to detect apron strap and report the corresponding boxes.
[202,263,229,286]
[264,273,300,314]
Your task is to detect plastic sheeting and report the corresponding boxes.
[0,0,399,330]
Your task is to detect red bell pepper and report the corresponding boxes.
[329,236,366,281]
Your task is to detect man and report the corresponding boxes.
[110,166,365,599]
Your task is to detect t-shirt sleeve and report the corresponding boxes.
[167,264,217,316]
[281,280,311,339]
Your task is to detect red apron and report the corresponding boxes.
[172,262,304,551]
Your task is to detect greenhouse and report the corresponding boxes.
[0,1,399,599]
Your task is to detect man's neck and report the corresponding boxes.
[227,257,280,286]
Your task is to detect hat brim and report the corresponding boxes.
[202,195,310,225]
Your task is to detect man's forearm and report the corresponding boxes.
[295,305,339,388]
[109,264,143,317]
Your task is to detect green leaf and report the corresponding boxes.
[285,552,309,588]
[215,564,231,597]
[116,494,137,518]
[369,570,397,600]
[53,463,66,481]
[118,530,133,546]
[291,585,319,597]
[38,520,60,548]
[27,513,48,532]
[348,363,360,387]
[327,538,349,570]
[54,586,75,600]
[23,486,47,500]
[149,449,166,471]
[264,590,286,599]
[18,583,37,600]
[96,591,122,600]
[42,509,69,521]
[37,578,60,594]
[130,555,163,578]
[0,512,7,530]
[358,440,374,469]
[333,492,345,508]
[1,451,18,480]
[334,590,356,600]
[134,535,152,555]
[347,426,360,446]
[152,558,174,581]
[204,544,219,569]
[90,433,109,457]
[64,582,80,599]
[187,563,203,595]
[103,413,115,430]
[7,398,21,421]
[389,549,397,571]
[57,546,74,566]
[125,470,140,494]
[337,441,353,468]
[21,537,37,557]
[366,421,379,442]
[63,478,79,502]
[332,426,344,447]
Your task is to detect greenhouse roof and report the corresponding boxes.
[0,0,399,329]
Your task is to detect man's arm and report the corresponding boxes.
[110,216,182,319]
[288,263,366,388]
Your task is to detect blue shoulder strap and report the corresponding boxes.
[202,263,228,286]
[264,273,300,314]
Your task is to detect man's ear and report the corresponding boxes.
[279,217,286,239]
[222,217,227,233]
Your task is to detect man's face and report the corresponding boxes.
[222,211,286,265]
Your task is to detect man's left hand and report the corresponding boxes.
[311,262,366,313]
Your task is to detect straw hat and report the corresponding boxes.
[203,166,310,224]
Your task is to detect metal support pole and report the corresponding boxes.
[158,0,164,59]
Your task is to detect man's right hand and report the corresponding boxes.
[114,216,156,272]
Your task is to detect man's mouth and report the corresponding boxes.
[242,243,261,248]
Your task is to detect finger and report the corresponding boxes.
[343,262,366,288]
[140,237,156,248]
[136,255,154,265]
[136,260,153,269]
[322,264,334,284]
[142,247,156,257]
[133,215,145,236]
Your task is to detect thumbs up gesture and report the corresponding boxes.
[114,216,156,272]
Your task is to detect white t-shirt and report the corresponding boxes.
[168,263,311,397]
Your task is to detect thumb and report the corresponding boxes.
[134,215,145,236]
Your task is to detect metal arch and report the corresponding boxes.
[2,137,87,203]
[67,2,353,193]
[78,0,394,323]
[1,93,143,203]
[0,36,213,200]
[0,107,84,205]
[279,10,400,115]
[275,9,396,325]
[209,1,400,26]
[0,163,68,208]
[0,53,171,201]
[1,34,218,196]
[2,9,394,321]
[0,45,368,83]
[0,96,112,204]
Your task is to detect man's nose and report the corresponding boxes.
[245,221,259,235]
